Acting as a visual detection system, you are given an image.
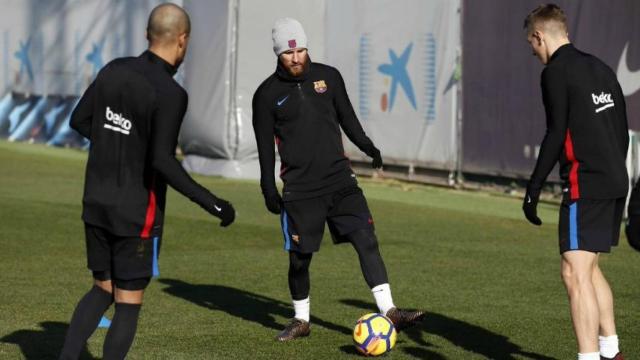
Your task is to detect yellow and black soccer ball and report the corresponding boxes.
[353,313,397,356]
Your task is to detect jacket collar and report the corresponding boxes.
[548,43,574,65]
[142,50,178,76]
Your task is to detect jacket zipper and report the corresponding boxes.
[297,83,305,101]
[117,136,124,187]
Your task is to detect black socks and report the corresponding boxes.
[287,229,389,298]
[59,286,113,360]
[288,251,313,300]
[348,229,389,288]
[103,303,142,360]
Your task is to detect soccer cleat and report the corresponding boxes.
[385,307,426,332]
[601,353,624,360]
[275,318,310,341]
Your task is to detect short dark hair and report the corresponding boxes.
[523,3,567,35]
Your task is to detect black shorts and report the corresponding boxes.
[558,197,625,254]
[280,186,374,253]
[85,224,160,288]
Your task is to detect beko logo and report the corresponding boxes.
[591,92,614,113]
[104,106,132,135]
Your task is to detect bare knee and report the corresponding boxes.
[112,277,150,304]
[114,288,144,304]
[94,279,113,294]
[561,261,594,293]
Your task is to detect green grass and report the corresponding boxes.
[0,140,638,359]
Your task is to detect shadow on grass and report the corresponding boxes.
[0,321,97,360]
[340,299,557,360]
[159,278,351,335]
[338,344,362,355]
[339,344,450,359]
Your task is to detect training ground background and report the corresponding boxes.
[0,140,638,359]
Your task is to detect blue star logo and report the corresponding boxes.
[86,40,105,77]
[377,43,417,111]
[15,37,33,82]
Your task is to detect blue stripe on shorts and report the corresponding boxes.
[569,203,579,250]
[281,210,291,251]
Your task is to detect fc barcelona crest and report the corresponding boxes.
[314,80,327,93]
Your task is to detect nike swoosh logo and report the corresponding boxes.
[527,196,532,204]
[616,42,640,96]
[277,95,289,106]
[214,205,222,212]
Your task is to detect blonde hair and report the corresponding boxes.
[524,4,568,36]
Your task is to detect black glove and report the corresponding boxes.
[212,198,235,227]
[370,147,383,169]
[625,215,640,252]
[264,192,283,215]
[522,187,542,226]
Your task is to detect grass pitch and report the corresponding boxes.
[0,140,638,359]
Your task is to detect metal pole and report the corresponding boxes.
[227,0,240,160]
[455,1,464,186]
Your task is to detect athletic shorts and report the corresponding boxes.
[558,197,625,254]
[280,186,374,253]
[85,223,160,287]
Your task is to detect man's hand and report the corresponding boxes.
[371,148,383,169]
[264,192,283,215]
[212,199,235,227]
[522,188,542,226]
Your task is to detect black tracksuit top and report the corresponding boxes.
[529,44,629,200]
[70,50,221,237]
[252,61,378,201]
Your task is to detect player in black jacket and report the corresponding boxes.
[522,5,627,360]
[253,18,424,342]
[59,4,235,359]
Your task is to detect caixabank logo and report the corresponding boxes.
[358,33,437,122]
[14,37,34,83]
[1,32,112,147]
[10,35,106,87]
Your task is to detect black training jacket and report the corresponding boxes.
[528,44,629,200]
[70,50,222,237]
[252,61,378,201]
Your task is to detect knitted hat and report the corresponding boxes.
[272,18,307,56]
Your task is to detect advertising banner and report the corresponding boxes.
[326,0,461,170]
[462,0,640,178]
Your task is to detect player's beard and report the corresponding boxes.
[285,54,309,77]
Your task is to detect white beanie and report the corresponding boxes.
[272,18,307,56]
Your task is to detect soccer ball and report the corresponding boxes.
[353,313,397,356]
